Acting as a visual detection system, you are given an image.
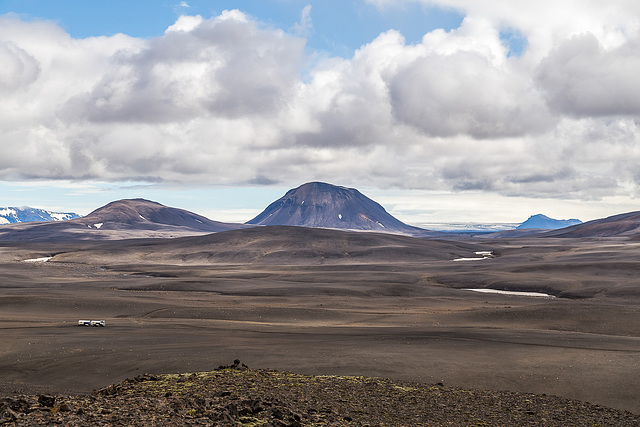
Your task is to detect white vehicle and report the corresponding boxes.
[78,319,105,327]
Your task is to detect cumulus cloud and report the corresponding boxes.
[386,18,554,138]
[0,41,40,93]
[537,33,640,117]
[2,3,640,201]
[65,10,305,123]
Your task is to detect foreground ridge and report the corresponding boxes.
[1,361,638,426]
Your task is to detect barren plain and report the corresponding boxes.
[0,227,639,417]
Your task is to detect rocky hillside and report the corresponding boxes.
[1,361,637,426]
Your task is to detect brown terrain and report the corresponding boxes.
[0,223,639,425]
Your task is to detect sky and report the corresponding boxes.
[1,0,640,225]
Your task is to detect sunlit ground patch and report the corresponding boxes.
[464,288,554,298]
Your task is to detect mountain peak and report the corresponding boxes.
[517,214,582,230]
[247,182,427,235]
[82,199,168,224]
[78,198,247,233]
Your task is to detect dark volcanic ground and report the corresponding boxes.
[3,363,639,425]
[0,230,639,416]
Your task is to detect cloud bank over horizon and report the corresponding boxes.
[2,1,640,203]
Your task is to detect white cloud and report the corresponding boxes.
[63,10,305,124]
[0,40,40,94]
[166,15,202,33]
[1,3,640,205]
[292,5,313,37]
[386,18,555,138]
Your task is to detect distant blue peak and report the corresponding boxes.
[517,214,582,230]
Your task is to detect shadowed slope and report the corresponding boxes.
[53,225,479,265]
[544,211,640,237]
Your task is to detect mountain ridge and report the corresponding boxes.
[543,210,640,237]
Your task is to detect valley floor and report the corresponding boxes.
[0,236,639,417]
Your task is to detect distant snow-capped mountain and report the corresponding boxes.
[0,207,80,225]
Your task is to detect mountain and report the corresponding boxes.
[0,207,79,225]
[0,198,248,242]
[246,182,433,236]
[76,198,244,232]
[517,214,582,230]
[543,211,640,238]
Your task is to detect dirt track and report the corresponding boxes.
[0,234,639,415]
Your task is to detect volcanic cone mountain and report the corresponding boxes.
[247,182,432,236]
